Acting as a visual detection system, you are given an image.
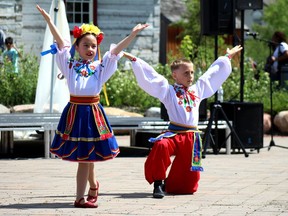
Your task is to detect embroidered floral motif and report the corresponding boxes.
[174,83,199,112]
[68,58,74,69]
[67,58,99,79]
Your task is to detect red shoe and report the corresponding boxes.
[74,198,98,208]
[87,181,99,203]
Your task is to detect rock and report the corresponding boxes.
[144,107,161,117]
[0,104,10,113]
[263,113,271,134]
[274,111,288,133]
[12,104,35,113]
[104,107,143,117]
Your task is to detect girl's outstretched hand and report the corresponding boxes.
[131,24,149,36]
[36,5,51,23]
[36,4,65,49]
[226,45,243,59]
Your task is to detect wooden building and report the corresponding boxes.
[0,0,162,64]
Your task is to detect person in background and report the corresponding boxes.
[268,31,288,87]
[3,36,22,73]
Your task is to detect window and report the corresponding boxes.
[65,0,94,29]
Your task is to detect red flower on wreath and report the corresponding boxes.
[73,26,82,38]
[186,106,192,112]
[97,33,104,44]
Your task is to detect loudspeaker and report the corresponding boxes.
[135,131,159,148]
[160,99,207,121]
[201,0,235,35]
[160,103,169,121]
[236,0,263,10]
[280,65,288,89]
[218,102,263,150]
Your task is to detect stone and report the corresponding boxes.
[263,113,271,134]
[144,107,161,118]
[12,104,35,113]
[274,111,288,133]
[0,104,10,113]
[104,107,143,117]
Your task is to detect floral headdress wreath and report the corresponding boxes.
[69,23,104,61]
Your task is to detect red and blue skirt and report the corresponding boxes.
[50,95,120,162]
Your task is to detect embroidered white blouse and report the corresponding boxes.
[55,43,122,96]
[131,56,232,126]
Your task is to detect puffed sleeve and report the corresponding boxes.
[131,57,170,101]
[196,56,232,99]
[55,42,72,78]
[98,44,124,85]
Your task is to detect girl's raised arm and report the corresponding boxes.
[111,23,149,55]
[36,5,65,50]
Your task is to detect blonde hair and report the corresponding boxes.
[170,59,193,72]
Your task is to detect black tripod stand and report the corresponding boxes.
[202,102,249,158]
[266,41,288,150]
[248,34,288,150]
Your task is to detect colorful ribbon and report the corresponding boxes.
[41,43,58,56]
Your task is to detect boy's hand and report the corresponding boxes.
[123,52,136,61]
[131,24,149,36]
[226,45,243,58]
[36,5,51,23]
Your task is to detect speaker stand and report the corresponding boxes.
[202,103,249,158]
[265,42,288,150]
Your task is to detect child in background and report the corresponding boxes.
[123,45,242,198]
[3,37,21,73]
[37,4,148,208]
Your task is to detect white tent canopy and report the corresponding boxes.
[34,0,70,113]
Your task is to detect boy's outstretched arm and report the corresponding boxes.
[123,52,136,61]
[36,5,65,50]
[111,23,149,55]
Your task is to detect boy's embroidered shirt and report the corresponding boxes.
[173,83,199,112]
[131,56,232,126]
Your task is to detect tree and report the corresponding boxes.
[245,0,288,64]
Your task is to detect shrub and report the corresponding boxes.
[101,62,160,113]
[0,52,39,107]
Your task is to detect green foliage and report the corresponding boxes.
[262,0,288,34]
[101,64,159,112]
[0,52,39,107]
[246,0,288,66]
[170,0,288,115]
[1,0,288,116]
[99,0,288,114]
[179,36,287,114]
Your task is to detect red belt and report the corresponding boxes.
[70,95,100,104]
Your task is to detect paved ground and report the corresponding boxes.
[0,135,288,216]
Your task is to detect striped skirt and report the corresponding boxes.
[50,95,120,162]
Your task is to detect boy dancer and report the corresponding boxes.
[123,45,242,198]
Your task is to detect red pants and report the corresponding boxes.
[144,133,200,194]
